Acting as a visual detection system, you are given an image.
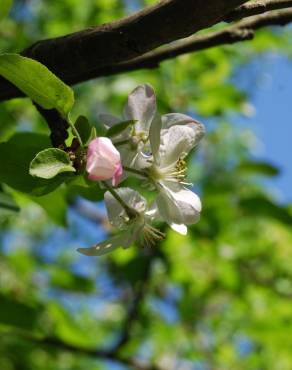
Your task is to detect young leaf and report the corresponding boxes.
[30,148,76,179]
[74,115,92,144]
[0,54,74,117]
[0,0,13,21]
[106,120,137,138]
[88,126,97,143]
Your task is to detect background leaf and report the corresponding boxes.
[0,0,13,21]
[0,191,19,214]
[30,187,68,226]
[240,195,292,225]
[0,295,41,331]
[237,160,280,177]
[0,133,66,195]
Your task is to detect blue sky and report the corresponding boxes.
[240,55,292,203]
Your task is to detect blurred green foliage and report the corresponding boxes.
[1,1,292,369]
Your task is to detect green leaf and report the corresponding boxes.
[237,161,280,177]
[49,267,95,293]
[240,195,292,225]
[74,115,92,144]
[106,119,137,138]
[0,191,19,213]
[30,148,75,179]
[66,175,104,202]
[88,126,97,142]
[47,303,95,347]
[0,0,13,21]
[30,187,67,226]
[0,133,67,195]
[0,54,74,117]
[0,294,40,331]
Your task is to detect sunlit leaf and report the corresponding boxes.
[29,148,75,179]
[0,54,74,117]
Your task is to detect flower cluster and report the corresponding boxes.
[78,84,205,256]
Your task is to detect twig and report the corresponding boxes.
[2,249,159,370]
[2,330,158,370]
[109,250,155,353]
[225,0,292,22]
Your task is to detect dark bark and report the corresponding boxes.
[0,0,248,102]
[99,8,292,76]
[34,105,69,147]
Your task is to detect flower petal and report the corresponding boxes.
[105,188,146,228]
[112,163,123,187]
[145,202,159,219]
[170,223,188,235]
[77,229,136,256]
[149,112,162,163]
[156,184,201,227]
[86,137,122,182]
[159,125,199,167]
[123,84,157,131]
[162,113,203,131]
[77,234,124,256]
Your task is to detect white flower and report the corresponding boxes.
[144,119,205,235]
[77,188,163,256]
[99,84,158,167]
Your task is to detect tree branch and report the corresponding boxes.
[90,8,292,77]
[34,105,69,148]
[3,250,158,370]
[225,0,292,22]
[3,331,159,370]
[109,250,155,353]
[1,1,291,104]
[0,0,249,102]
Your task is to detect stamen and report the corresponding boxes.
[141,223,165,246]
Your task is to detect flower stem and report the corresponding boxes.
[124,166,148,178]
[67,113,83,147]
[102,182,138,219]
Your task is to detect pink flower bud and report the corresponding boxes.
[86,137,123,186]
